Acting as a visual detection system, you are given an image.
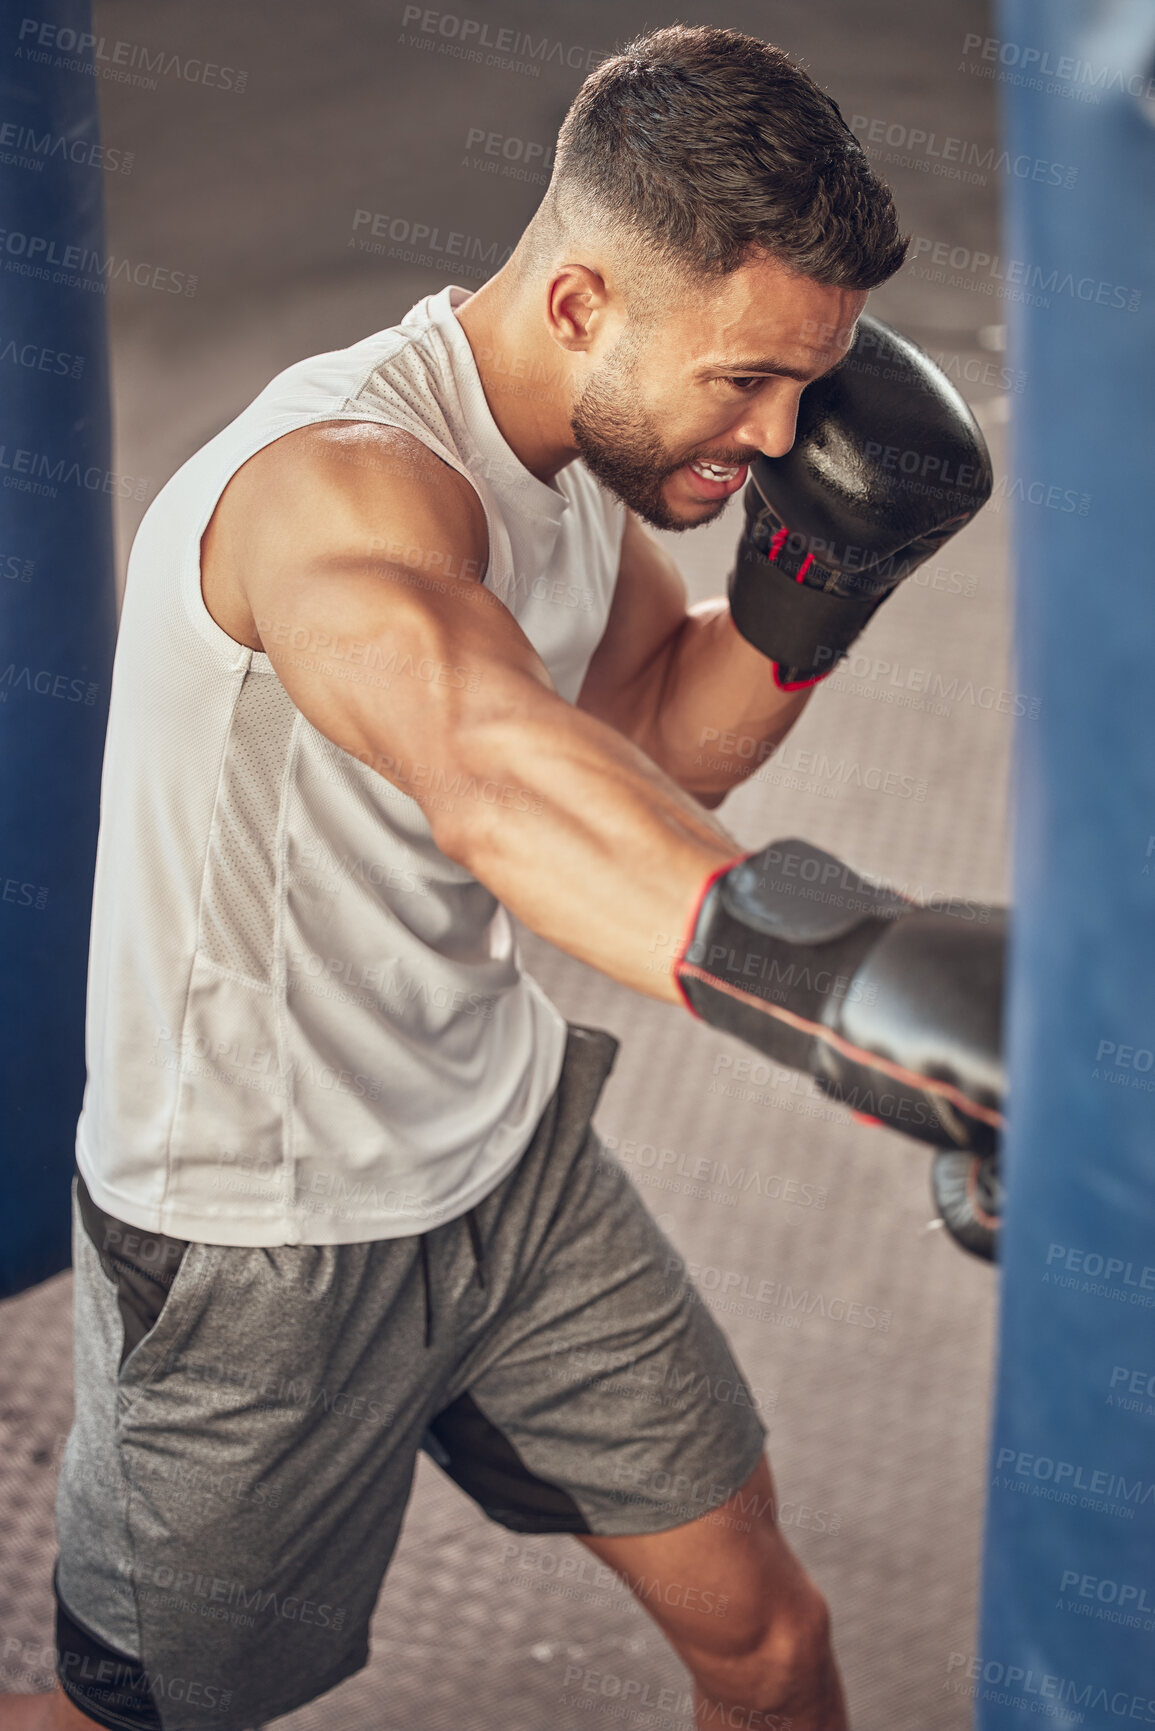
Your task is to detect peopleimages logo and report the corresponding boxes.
[1059,1569,1155,1614]
[0,227,197,296]
[0,116,133,173]
[0,442,149,501]
[907,235,1140,312]
[349,208,514,281]
[398,7,606,75]
[945,1650,1155,1721]
[15,18,249,92]
[851,113,1078,189]
[959,31,1155,104]
[992,1444,1155,1520]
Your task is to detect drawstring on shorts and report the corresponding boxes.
[418,1205,487,1349]
[465,1209,487,1291]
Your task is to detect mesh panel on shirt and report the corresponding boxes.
[198,672,297,982]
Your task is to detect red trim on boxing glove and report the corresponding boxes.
[672,852,752,1016]
[676,955,1006,1133]
[771,664,832,694]
[764,522,837,694]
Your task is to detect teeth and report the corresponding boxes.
[690,459,741,480]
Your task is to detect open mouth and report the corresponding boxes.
[680,457,750,501]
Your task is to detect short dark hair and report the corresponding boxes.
[550,24,907,291]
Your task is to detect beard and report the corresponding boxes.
[569,339,746,532]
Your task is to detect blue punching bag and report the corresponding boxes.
[977,2,1155,1725]
[0,4,117,1296]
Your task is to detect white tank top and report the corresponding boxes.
[76,285,626,1245]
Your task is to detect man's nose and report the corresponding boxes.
[732,389,803,460]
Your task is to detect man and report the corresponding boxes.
[6,25,996,1731]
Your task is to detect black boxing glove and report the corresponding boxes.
[675,837,1005,1155]
[930,1148,1002,1261]
[729,316,993,689]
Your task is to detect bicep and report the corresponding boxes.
[575,509,689,746]
[222,426,554,823]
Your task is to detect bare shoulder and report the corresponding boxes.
[201,421,488,648]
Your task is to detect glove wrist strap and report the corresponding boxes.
[728,539,880,681]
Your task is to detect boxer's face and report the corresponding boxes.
[569,254,865,532]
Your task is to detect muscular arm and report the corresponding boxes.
[577,511,814,810]
[205,424,742,1006]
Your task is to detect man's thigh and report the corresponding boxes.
[576,1453,800,1657]
[426,1122,769,1537]
[54,1180,467,1731]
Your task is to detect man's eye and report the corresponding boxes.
[727,376,763,392]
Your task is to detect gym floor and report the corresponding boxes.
[0,2,1011,1724]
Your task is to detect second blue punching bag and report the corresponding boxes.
[977,3,1155,1726]
[0,4,118,1296]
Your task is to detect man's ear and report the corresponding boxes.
[546,264,611,354]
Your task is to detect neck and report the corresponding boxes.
[454,268,580,484]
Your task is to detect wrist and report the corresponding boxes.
[671,848,751,1011]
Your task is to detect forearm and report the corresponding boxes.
[427,681,743,1006]
[651,598,815,806]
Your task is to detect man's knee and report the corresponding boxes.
[776,1579,834,1667]
[695,1577,835,1710]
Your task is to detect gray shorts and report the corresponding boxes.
[54,1025,767,1731]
